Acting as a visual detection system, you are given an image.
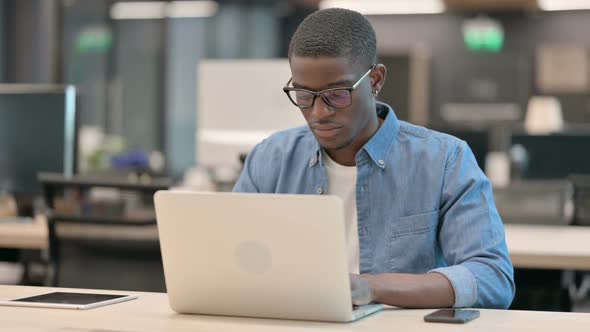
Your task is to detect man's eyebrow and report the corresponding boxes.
[291,79,354,91]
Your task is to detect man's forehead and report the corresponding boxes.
[289,56,357,73]
[289,56,361,89]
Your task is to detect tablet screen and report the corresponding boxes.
[13,292,129,305]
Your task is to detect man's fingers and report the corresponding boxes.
[351,284,372,306]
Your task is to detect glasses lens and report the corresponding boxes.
[288,90,314,107]
[324,89,352,108]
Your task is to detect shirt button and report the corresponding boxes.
[316,187,323,194]
[378,160,385,165]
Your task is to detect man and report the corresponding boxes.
[233,8,514,309]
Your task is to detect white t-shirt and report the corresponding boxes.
[322,152,360,274]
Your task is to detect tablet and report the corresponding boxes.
[0,292,137,310]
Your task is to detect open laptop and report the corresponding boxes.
[153,191,383,322]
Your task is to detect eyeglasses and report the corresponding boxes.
[283,64,376,109]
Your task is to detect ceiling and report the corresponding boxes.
[443,0,539,12]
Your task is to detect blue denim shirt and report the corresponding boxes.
[233,102,515,309]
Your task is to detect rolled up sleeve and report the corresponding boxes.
[430,265,478,307]
[430,141,515,309]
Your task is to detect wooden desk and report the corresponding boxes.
[0,215,48,250]
[504,224,590,270]
[1,285,589,332]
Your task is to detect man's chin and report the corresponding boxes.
[316,137,353,151]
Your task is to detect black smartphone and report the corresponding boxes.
[424,309,480,324]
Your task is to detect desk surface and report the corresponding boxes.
[1,285,590,332]
[504,224,590,270]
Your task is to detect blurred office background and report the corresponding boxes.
[1,0,590,312]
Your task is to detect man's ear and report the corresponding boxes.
[370,64,387,95]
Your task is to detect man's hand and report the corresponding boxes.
[350,274,374,306]
[349,273,456,308]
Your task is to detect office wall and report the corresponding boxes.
[114,20,166,153]
[167,4,279,176]
[4,0,59,83]
[165,18,209,177]
[369,11,590,125]
[62,0,110,129]
[0,0,4,81]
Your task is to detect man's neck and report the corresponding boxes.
[325,117,384,166]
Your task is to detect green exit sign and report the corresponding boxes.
[463,17,504,53]
[76,26,112,54]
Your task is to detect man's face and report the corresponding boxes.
[288,56,377,151]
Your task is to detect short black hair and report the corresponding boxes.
[288,8,377,67]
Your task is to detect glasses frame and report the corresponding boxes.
[282,64,376,109]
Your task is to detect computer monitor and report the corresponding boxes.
[431,126,489,172]
[511,133,590,179]
[0,85,77,196]
[439,53,530,126]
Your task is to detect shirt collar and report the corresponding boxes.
[308,102,400,169]
[362,102,400,169]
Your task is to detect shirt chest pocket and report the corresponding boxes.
[390,210,438,238]
[384,210,439,273]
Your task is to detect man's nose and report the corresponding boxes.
[310,96,334,121]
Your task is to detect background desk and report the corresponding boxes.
[0,215,48,250]
[2,221,589,268]
[505,224,590,270]
[1,285,590,332]
[3,219,589,269]
[504,224,590,312]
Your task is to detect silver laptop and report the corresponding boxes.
[154,191,383,322]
